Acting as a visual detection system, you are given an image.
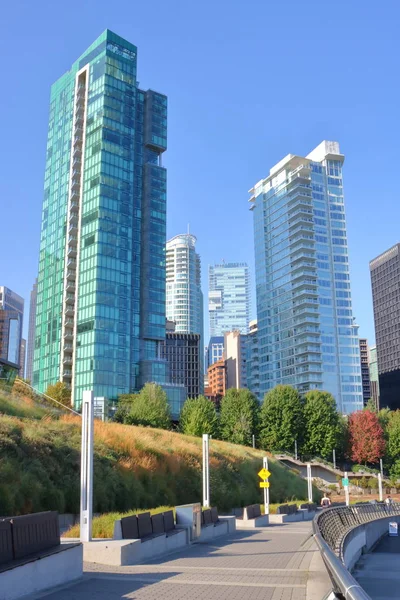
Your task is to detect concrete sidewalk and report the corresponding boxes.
[31,521,331,600]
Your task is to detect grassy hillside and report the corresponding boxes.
[0,394,320,516]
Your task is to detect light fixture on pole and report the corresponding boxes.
[80,390,94,542]
[202,434,210,507]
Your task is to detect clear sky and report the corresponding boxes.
[1,0,399,345]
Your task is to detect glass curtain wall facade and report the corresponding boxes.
[0,287,24,368]
[370,243,400,409]
[249,141,362,413]
[33,30,167,409]
[26,278,38,382]
[205,336,224,370]
[246,320,260,400]
[208,263,250,337]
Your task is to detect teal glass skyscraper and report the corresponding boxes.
[249,141,362,413]
[33,31,167,408]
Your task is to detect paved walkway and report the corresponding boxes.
[353,534,400,600]
[33,521,330,600]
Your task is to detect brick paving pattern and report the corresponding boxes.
[38,522,315,600]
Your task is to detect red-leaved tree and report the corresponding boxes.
[348,410,385,464]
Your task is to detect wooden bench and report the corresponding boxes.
[236,504,269,529]
[111,510,188,564]
[270,503,312,523]
[199,507,235,541]
[0,511,82,600]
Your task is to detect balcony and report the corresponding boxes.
[63,355,73,365]
[66,280,75,293]
[64,328,73,340]
[63,343,73,351]
[66,269,75,282]
[65,293,75,305]
[70,200,79,213]
[71,179,80,193]
[65,305,74,317]
[69,212,78,226]
[68,245,77,258]
[73,145,82,159]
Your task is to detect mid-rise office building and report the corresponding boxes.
[359,338,371,405]
[249,141,362,413]
[206,358,226,402]
[160,330,202,398]
[370,243,400,409]
[205,336,224,370]
[0,286,24,368]
[209,263,250,337]
[224,330,247,389]
[246,320,260,400]
[369,345,380,410]
[166,234,203,336]
[33,30,168,409]
[26,278,38,383]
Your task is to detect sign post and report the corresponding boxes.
[202,434,210,507]
[80,390,94,542]
[342,472,350,507]
[378,473,383,502]
[258,459,271,515]
[307,463,313,502]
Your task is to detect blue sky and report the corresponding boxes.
[1,0,399,344]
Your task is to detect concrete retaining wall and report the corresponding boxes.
[342,515,400,572]
[0,543,82,600]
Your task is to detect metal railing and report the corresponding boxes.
[313,503,400,599]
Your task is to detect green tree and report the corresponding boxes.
[125,383,170,429]
[259,385,303,452]
[302,391,341,459]
[179,396,219,437]
[387,410,400,464]
[114,394,140,423]
[45,381,71,407]
[390,460,400,482]
[365,398,377,413]
[219,388,258,446]
[336,414,349,461]
[378,408,391,436]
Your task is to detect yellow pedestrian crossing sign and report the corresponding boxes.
[260,481,270,488]
[258,468,271,480]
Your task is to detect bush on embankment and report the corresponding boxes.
[0,402,320,517]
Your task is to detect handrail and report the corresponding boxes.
[313,503,400,599]
[313,532,371,600]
